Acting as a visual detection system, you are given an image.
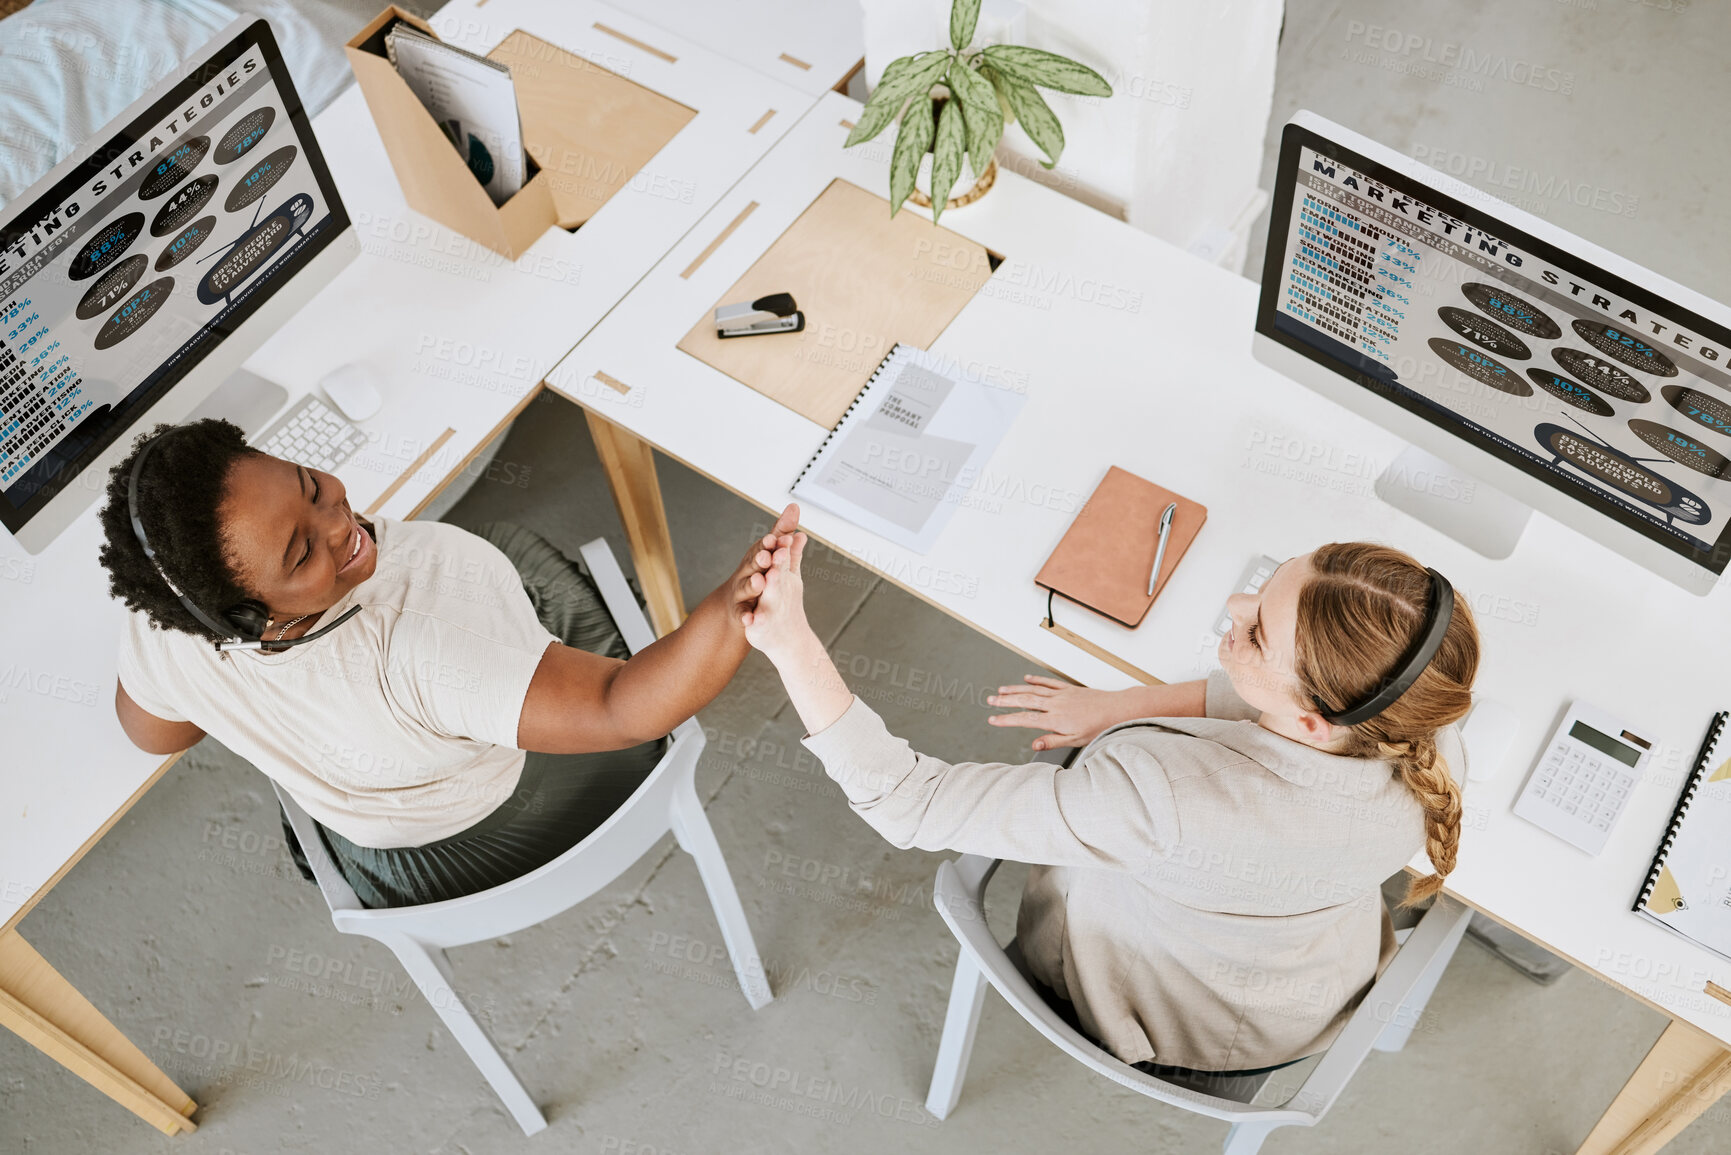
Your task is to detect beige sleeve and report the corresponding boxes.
[801,696,1181,871]
[116,610,192,722]
[1204,668,1260,721]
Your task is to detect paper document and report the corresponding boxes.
[385,24,524,206]
[1634,712,1731,964]
[791,345,1027,553]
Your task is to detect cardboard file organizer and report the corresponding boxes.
[678,179,998,427]
[347,8,695,259]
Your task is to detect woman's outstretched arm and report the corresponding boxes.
[985,676,1207,750]
[741,525,1178,869]
[516,504,800,753]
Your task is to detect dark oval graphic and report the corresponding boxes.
[1535,422,1709,523]
[1428,337,1529,395]
[198,205,296,305]
[1439,306,1531,360]
[467,135,494,186]
[1571,319,1679,377]
[74,253,147,320]
[150,174,218,237]
[1526,368,1613,416]
[214,107,274,164]
[1661,385,1731,440]
[94,277,174,351]
[1460,282,1561,339]
[68,212,145,280]
[224,145,297,213]
[1629,418,1731,480]
[155,216,217,271]
[1552,347,1650,403]
[137,136,209,200]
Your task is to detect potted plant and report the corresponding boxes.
[844,0,1112,222]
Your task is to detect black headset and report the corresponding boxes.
[126,425,362,652]
[1312,567,1454,727]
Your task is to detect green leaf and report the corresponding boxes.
[945,60,1002,177]
[979,44,1112,97]
[844,89,904,147]
[949,0,980,51]
[929,97,966,222]
[845,50,952,147]
[992,70,1064,167]
[888,95,935,215]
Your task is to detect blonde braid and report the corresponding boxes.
[1294,542,1480,908]
[1381,736,1462,905]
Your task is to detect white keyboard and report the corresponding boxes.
[1512,700,1655,855]
[1214,554,1280,635]
[253,395,367,471]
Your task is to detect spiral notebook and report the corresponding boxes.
[790,344,1027,553]
[1634,710,1731,963]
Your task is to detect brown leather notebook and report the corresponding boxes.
[1035,466,1208,628]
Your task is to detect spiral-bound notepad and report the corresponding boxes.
[791,344,1027,553]
[1634,710,1731,963]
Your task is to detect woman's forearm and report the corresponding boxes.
[1112,678,1207,722]
[601,583,751,738]
[765,630,854,735]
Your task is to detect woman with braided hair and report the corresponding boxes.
[1290,542,1473,906]
[739,527,1478,1078]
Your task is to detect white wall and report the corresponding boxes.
[860,0,1282,272]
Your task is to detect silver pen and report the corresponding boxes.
[1147,502,1177,596]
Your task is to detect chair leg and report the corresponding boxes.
[668,777,773,1010]
[383,935,547,1136]
[1373,895,1472,1053]
[925,950,989,1120]
[1223,1120,1278,1154]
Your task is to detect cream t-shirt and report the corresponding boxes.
[117,516,560,848]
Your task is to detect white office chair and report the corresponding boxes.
[274,537,771,1136]
[925,855,1472,1154]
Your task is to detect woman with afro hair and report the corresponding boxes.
[99,418,796,908]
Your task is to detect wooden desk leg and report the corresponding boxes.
[584,409,686,636]
[0,928,197,1134]
[1575,1019,1731,1155]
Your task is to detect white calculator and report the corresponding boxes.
[1512,701,1656,855]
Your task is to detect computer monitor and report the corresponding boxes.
[0,17,356,554]
[1254,111,1731,596]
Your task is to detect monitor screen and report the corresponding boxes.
[1257,122,1731,578]
[0,19,347,536]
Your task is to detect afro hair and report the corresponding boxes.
[96,418,264,642]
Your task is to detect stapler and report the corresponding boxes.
[715,292,804,338]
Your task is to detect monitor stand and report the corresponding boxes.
[1374,445,1532,560]
[184,368,290,439]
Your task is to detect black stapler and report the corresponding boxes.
[715,292,804,338]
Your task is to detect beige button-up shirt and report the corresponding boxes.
[802,670,1462,1071]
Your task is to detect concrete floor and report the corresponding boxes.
[6,0,1731,1152]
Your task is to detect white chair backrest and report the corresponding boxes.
[936,852,1471,1132]
[933,856,1316,1127]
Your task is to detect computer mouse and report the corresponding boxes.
[319,362,384,421]
[1461,698,1520,782]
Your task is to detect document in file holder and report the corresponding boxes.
[791,345,1027,553]
[386,24,524,206]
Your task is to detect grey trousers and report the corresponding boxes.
[307,522,666,909]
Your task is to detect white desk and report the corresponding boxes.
[544,90,1731,1154]
[0,0,817,1132]
[567,0,866,98]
